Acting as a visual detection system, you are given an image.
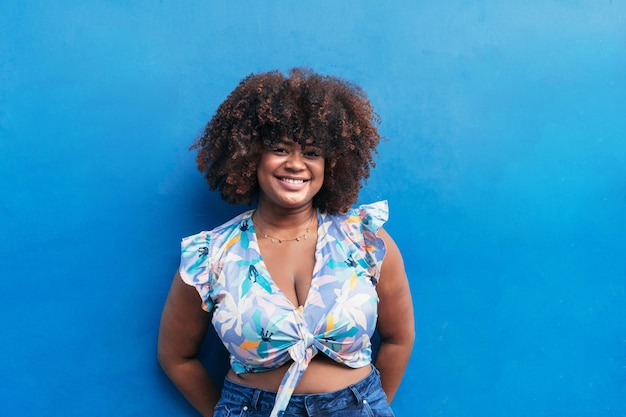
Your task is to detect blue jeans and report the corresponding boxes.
[213,366,395,417]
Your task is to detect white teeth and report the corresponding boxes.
[281,178,305,184]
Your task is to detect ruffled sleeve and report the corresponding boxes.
[357,200,389,285]
[179,231,215,312]
[358,200,388,234]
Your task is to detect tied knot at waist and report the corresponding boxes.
[287,327,318,364]
[272,329,323,417]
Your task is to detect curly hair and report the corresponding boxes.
[191,67,381,214]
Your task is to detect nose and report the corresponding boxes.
[285,151,305,170]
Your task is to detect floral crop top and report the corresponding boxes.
[179,201,388,417]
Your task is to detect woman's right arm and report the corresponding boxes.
[158,270,219,417]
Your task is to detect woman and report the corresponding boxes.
[158,68,415,417]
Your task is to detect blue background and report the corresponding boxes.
[1,1,625,416]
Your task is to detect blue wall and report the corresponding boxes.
[1,1,625,416]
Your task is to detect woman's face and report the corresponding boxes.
[256,137,325,211]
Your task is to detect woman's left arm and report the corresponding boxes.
[374,228,415,403]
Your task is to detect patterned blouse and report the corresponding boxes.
[179,201,388,417]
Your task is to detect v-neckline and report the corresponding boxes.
[248,210,322,310]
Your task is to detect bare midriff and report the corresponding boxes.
[226,355,372,394]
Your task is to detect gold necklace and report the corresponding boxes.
[253,211,316,243]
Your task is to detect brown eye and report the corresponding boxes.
[271,147,288,154]
[304,148,322,158]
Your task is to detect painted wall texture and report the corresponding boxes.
[1,1,625,416]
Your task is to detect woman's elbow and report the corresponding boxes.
[157,345,171,372]
[157,338,180,375]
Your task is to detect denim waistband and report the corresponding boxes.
[219,366,383,415]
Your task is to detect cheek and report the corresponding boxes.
[314,159,326,177]
[317,165,325,178]
[256,155,276,177]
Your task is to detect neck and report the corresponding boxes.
[253,202,317,244]
[254,202,316,229]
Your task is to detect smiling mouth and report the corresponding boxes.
[280,177,307,184]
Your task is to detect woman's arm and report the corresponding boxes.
[374,228,416,403]
[157,271,219,417]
